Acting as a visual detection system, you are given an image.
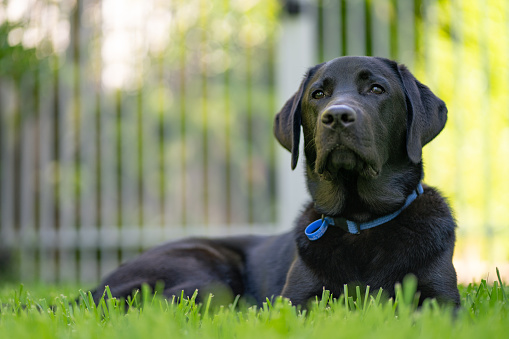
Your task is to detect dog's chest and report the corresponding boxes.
[300,227,412,284]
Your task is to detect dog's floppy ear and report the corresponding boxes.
[273,81,305,170]
[398,64,448,164]
[274,65,322,170]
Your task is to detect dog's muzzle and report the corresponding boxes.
[315,104,379,180]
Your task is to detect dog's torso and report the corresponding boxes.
[284,185,458,305]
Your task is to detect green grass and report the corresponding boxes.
[1,272,508,339]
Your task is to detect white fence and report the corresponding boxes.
[2,0,475,284]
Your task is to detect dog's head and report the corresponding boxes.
[274,56,447,220]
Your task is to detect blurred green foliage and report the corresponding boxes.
[0,22,39,79]
[418,0,509,237]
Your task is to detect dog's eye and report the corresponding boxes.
[312,90,325,99]
[369,85,385,95]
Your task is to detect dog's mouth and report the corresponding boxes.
[315,145,379,180]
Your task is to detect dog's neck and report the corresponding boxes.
[305,182,423,239]
[306,161,423,223]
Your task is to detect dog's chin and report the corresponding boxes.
[316,146,379,181]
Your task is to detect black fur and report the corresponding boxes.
[89,56,460,307]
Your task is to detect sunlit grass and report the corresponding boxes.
[1,271,508,339]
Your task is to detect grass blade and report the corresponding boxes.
[204,293,213,318]
[105,285,114,301]
[374,287,384,305]
[363,285,370,311]
[344,284,349,311]
[496,267,508,302]
[78,290,91,310]
[319,288,330,310]
[355,286,362,311]
[230,294,241,310]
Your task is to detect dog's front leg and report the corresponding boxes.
[280,257,324,306]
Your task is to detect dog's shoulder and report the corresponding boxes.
[393,184,457,258]
[404,184,456,234]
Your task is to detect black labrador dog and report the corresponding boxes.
[89,56,460,307]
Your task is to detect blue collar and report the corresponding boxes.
[305,183,424,240]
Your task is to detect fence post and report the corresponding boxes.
[276,0,317,230]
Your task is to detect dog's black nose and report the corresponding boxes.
[321,105,357,128]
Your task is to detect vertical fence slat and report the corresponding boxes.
[58,57,77,283]
[0,80,15,256]
[159,60,174,234]
[79,81,99,283]
[77,0,100,284]
[99,89,118,278]
[140,76,163,245]
[346,0,366,55]
[92,1,104,279]
[11,79,22,278]
[245,47,254,224]
[33,61,42,282]
[229,59,248,225]
[370,0,391,58]
[199,1,209,226]
[157,64,168,232]
[321,0,341,60]
[178,4,190,227]
[397,0,415,65]
[177,27,187,228]
[206,76,226,226]
[120,91,138,262]
[38,61,57,283]
[19,77,37,282]
[0,82,4,257]
[223,45,233,226]
[71,0,83,283]
[267,37,277,224]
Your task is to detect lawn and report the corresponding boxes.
[0,273,508,339]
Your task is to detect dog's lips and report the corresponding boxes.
[328,146,357,170]
[316,145,379,180]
